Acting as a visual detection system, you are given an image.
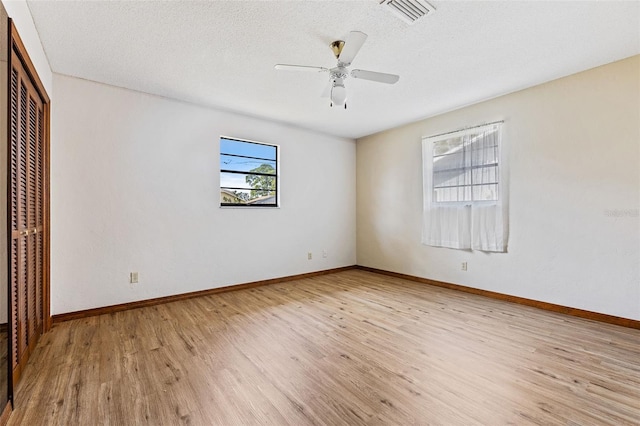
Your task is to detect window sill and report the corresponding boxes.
[219,206,280,209]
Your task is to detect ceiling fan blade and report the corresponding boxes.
[274,64,328,72]
[351,69,399,84]
[338,31,367,65]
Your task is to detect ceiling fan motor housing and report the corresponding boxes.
[330,66,349,81]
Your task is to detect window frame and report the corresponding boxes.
[219,136,280,208]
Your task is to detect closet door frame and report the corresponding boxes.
[6,18,50,396]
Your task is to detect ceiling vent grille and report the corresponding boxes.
[379,0,435,25]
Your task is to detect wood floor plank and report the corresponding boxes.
[8,270,640,425]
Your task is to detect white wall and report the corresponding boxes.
[51,74,356,315]
[357,55,640,321]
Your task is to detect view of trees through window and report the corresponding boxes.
[220,137,278,206]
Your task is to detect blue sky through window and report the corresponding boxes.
[220,138,277,189]
[220,138,276,161]
[220,138,277,205]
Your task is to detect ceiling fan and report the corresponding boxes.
[274,31,399,109]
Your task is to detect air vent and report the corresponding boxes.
[379,0,435,25]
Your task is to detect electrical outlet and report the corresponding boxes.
[461,262,467,271]
[130,272,139,283]
[307,252,312,260]
[322,250,327,258]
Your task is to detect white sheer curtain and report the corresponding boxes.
[471,203,505,251]
[422,205,472,249]
[422,123,507,252]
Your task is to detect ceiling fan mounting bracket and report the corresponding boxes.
[330,40,345,59]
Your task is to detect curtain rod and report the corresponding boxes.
[424,120,504,140]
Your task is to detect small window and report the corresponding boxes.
[220,137,278,207]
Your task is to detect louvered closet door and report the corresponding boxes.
[10,48,45,383]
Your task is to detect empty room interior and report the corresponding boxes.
[0,0,638,425]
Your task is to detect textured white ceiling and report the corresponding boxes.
[27,1,640,139]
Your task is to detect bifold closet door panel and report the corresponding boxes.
[9,48,45,381]
[27,90,44,345]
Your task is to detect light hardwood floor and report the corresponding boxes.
[8,270,640,425]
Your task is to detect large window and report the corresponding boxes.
[422,122,507,252]
[220,137,278,207]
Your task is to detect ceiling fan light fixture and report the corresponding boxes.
[331,83,347,107]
